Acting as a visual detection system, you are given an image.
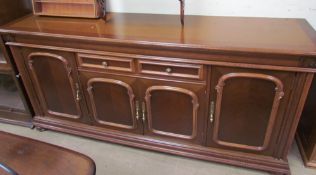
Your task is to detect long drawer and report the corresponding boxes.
[138,60,205,80]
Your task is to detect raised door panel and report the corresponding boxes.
[206,66,295,156]
[80,71,142,134]
[21,48,89,123]
[140,78,206,145]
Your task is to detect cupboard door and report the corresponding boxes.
[80,71,142,134]
[140,78,206,144]
[22,49,88,123]
[206,66,295,155]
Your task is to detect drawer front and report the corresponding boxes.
[77,53,135,73]
[138,60,204,80]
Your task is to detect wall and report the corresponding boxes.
[107,0,316,30]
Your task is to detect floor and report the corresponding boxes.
[1,123,316,175]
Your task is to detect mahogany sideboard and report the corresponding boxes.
[0,13,316,175]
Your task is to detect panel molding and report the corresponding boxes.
[87,77,136,129]
[213,72,285,151]
[145,85,199,139]
[27,52,81,119]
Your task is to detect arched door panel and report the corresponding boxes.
[206,66,295,156]
[80,71,142,134]
[140,78,206,145]
[22,49,87,122]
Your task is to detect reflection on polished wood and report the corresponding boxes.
[0,131,96,175]
[1,13,316,55]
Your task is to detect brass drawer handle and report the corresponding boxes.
[165,67,172,73]
[102,61,108,67]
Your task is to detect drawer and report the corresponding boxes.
[77,53,135,73]
[138,60,204,80]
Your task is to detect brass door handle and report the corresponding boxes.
[75,83,81,101]
[210,101,215,123]
[142,102,146,122]
[135,100,140,120]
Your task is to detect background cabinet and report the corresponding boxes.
[0,0,33,127]
[206,66,296,156]
[0,38,32,127]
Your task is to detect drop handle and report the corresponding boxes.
[135,100,140,120]
[210,101,215,123]
[142,102,146,122]
[75,83,81,101]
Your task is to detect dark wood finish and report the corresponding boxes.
[77,53,135,73]
[141,78,206,144]
[297,75,316,168]
[138,60,204,80]
[0,131,95,175]
[207,67,295,156]
[0,13,315,56]
[32,0,106,19]
[80,70,142,134]
[1,13,316,175]
[19,48,90,123]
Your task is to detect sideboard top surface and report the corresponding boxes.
[0,13,316,56]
